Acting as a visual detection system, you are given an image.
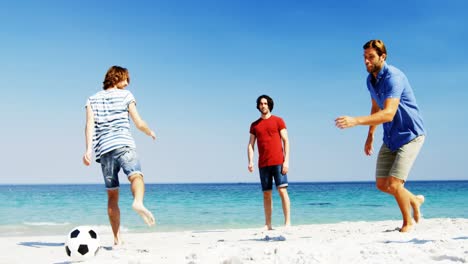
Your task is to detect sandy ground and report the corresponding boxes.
[0,218,466,264]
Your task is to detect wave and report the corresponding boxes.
[91,225,129,234]
[0,223,130,237]
[23,222,70,226]
[308,202,332,206]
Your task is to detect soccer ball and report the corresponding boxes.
[65,226,100,261]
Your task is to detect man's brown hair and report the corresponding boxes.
[103,66,130,89]
[363,40,387,59]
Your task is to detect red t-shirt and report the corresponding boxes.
[249,115,286,168]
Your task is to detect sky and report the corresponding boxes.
[1,0,467,184]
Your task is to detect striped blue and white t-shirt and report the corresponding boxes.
[86,88,136,162]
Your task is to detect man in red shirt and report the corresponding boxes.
[248,95,291,230]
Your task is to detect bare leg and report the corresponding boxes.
[263,191,273,230]
[391,182,413,232]
[410,194,425,223]
[277,187,291,227]
[376,177,414,232]
[107,189,121,245]
[129,174,155,226]
[394,181,425,223]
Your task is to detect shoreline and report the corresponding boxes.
[0,218,466,263]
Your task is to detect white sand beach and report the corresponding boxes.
[0,218,466,264]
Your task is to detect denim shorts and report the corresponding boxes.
[259,165,288,191]
[99,147,143,189]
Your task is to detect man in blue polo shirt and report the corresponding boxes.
[335,40,426,232]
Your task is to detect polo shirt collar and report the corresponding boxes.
[375,62,388,82]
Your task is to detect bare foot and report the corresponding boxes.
[112,231,121,246]
[399,224,414,233]
[132,203,156,226]
[264,225,273,231]
[113,240,124,247]
[411,195,425,223]
[281,224,292,234]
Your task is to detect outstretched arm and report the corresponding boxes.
[247,134,256,172]
[335,98,399,129]
[280,128,290,174]
[128,102,156,140]
[83,104,94,166]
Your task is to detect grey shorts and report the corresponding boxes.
[376,135,425,181]
[99,147,143,189]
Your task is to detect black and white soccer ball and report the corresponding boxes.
[65,226,100,261]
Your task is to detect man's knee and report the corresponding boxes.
[128,173,143,182]
[376,178,402,194]
[107,189,119,205]
[387,181,403,194]
[263,191,272,200]
[277,187,288,196]
[376,180,388,192]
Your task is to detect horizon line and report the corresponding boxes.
[1,179,467,186]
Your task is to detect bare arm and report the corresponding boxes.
[367,98,380,136]
[247,134,256,172]
[364,99,381,156]
[128,102,156,140]
[335,98,400,129]
[280,128,290,174]
[83,104,95,166]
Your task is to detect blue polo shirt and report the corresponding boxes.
[367,63,426,151]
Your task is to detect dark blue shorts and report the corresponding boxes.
[259,165,288,191]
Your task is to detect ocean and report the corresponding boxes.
[0,181,467,237]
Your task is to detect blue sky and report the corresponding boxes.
[1,0,466,184]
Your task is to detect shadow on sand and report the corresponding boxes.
[18,241,64,248]
[382,238,435,244]
[241,235,287,242]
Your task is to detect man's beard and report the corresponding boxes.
[367,63,382,75]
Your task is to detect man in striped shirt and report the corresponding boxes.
[83,66,156,245]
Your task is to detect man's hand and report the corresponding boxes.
[149,130,156,140]
[248,162,254,173]
[282,161,289,175]
[83,151,92,166]
[364,135,374,156]
[335,116,358,129]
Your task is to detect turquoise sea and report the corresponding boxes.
[0,181,467,237]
